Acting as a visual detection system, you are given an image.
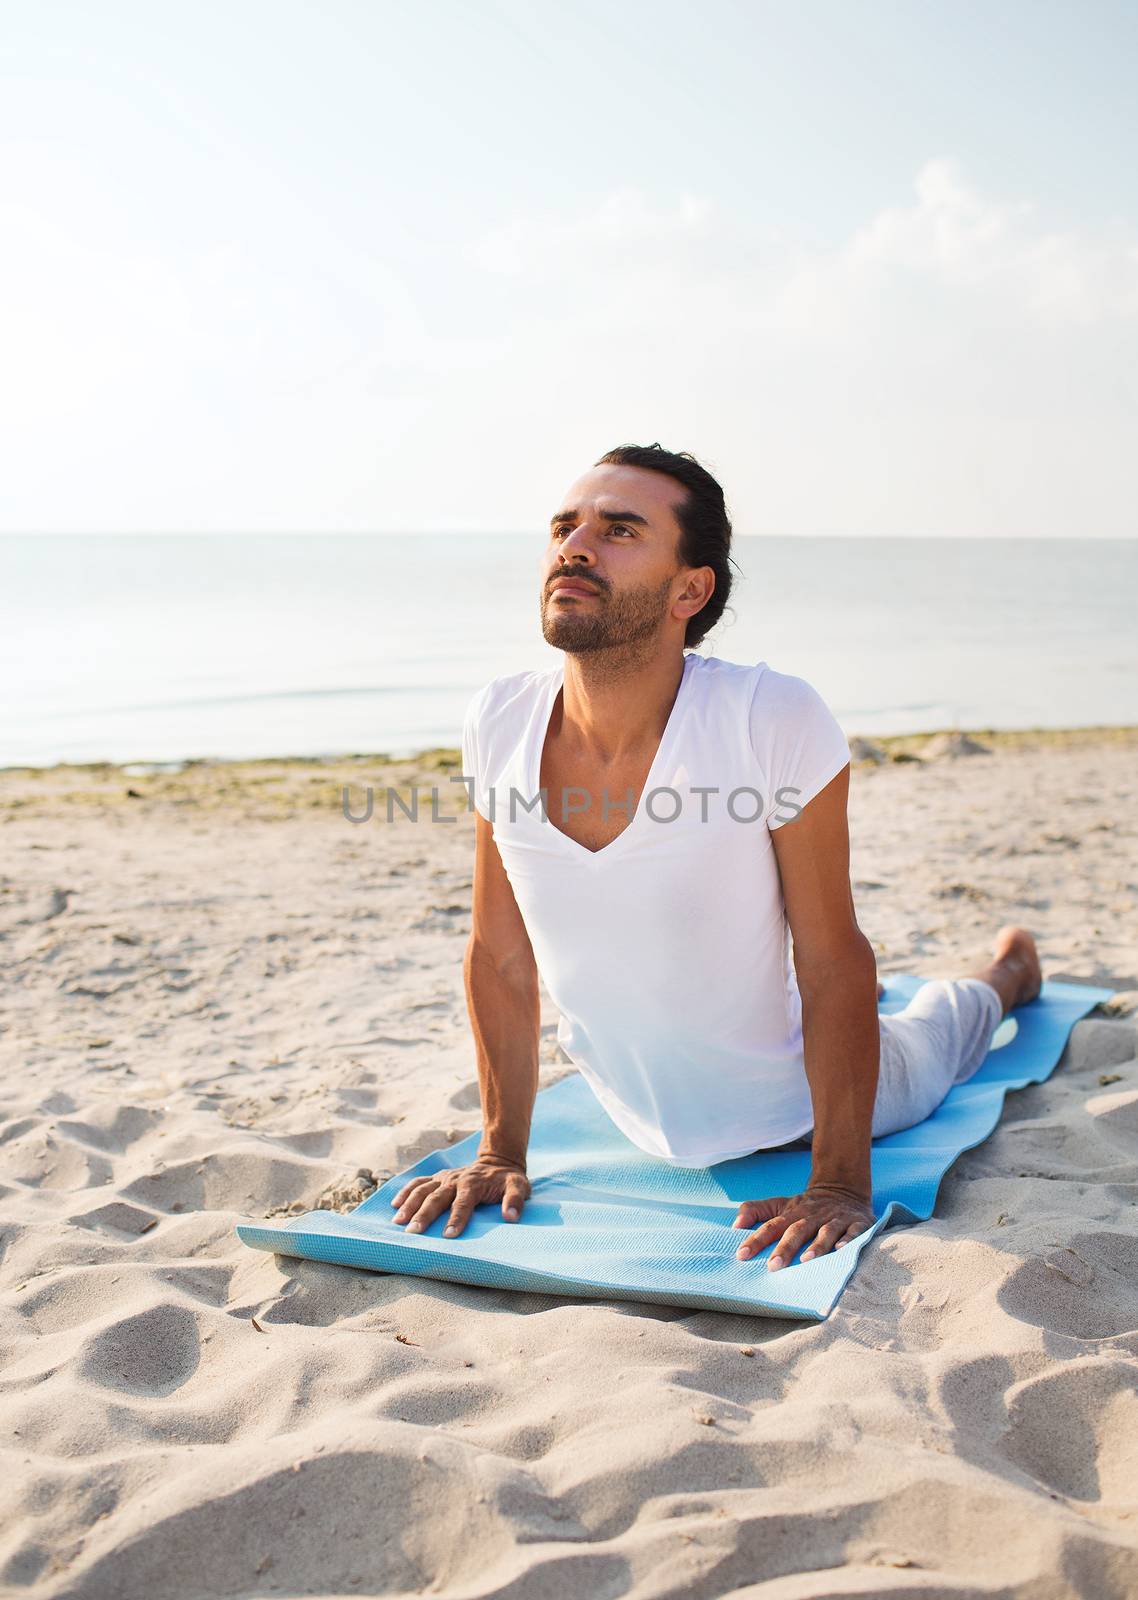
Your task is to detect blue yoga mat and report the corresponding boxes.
[237,976,1113,1320]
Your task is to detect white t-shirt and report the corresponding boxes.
[461,652,852,1167]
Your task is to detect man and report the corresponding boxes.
[391,443,1043,1271]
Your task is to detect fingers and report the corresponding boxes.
[391,1175,434,1211]
[734,1215,788,1260]
[442,1200,472,1238]
[732,1198,792,1260]
[400,1186,457,1233]
[800,1219,850,1261]
[734,1191,861,1267]
[834,1223,864,1250]
[733,1197,788,1230]
[735,1206,873,1267]
[446,1174,530,1236]
[391,1189,435,1224]
[392,1169,532,1239]
[442,1181,525,1238]
[765,1219,815,1271]
[735,1225,785,1262]
[502,1173,529,1222]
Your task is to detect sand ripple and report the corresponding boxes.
[2,747,1137,1595]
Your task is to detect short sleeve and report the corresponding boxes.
[749,669,851,831]
[461,685,493,821]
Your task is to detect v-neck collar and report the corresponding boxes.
[529,652,698,866]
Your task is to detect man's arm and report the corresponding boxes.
[464,810,541,1170]
[390,810,539,1235]
[733,764,880,1268]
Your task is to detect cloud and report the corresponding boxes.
[844,159,1138,326]
[2,159,1135,533]
[440,162,1138,537]
[466,157,1138,337]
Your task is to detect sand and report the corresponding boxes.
[2,727,1137,1598]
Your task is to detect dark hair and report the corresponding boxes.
[594,442,738,650]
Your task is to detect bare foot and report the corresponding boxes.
[967,925,1043,1017]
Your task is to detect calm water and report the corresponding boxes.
[3,534,1136,767]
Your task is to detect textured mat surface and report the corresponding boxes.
[237,976,1113,1319]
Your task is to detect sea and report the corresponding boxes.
[3,534,1136,769]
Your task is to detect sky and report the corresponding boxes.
[2,0,1136,537]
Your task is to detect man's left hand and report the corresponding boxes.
[733,1184,876,1269]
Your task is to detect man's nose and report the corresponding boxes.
[555,520,599,558]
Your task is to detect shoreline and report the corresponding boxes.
[3,719,1137,776]
[2,724,1136,825]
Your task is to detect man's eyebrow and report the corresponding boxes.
[549,508,652,529]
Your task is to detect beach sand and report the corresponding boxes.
[2,727,1137,1597]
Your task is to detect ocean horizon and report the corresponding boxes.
[4,533,1136,769]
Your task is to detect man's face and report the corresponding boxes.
[540,464,699,654]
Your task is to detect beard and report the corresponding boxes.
[540,572,677,656]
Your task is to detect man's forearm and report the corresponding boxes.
[463,937,540,1169]
[796,939,880,1199]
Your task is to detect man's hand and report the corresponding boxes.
[390,1156,530,1238]
[732,1183,876,1269]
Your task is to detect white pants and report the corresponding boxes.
[782,977,1004,1148]
[872,976,1004,1136]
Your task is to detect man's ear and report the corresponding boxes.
[684,568,715,613]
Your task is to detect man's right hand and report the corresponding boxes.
[389,1156,531,1238]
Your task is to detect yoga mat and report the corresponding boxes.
[237,976,1114,1320]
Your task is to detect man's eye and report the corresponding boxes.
[551,523,634,537]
